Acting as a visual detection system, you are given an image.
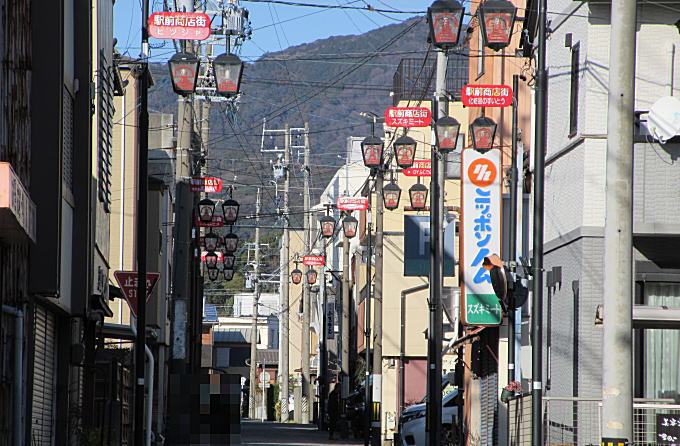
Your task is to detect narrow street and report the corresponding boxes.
[241,420,363,446]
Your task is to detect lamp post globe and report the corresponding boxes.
[306,268,318,285]
[478,0,518,52]
[204,251,219,269]
[427,0,465,49]
[198,198,216,223]
[223,268,235,281]
[223,254,236,270]
[168,52,200,95]
[319,215,337,238]
[383,182,402,211]
[212,53,244,97]
[409,183,429,210]
[393,135,417,169]
[470,116,497,153]
[207,268,220,281]
[224,233,239,253]
[221,199,240,224]
[360,136,384,169]
[435,116,461,152]
[342,215,359,239]
[204,231,219,251]
[291,268,303,285]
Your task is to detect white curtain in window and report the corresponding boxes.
[644,282,680,402]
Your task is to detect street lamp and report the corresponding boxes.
[478,0,518,52]
[319,215,336,238]
[427,0,465,49]
[470,116,497,153]
[222,198,240,224]
[207,267,220,281]
[224,233,238,253]
[213,53,244,97]
[409,183,429,210]
[360,136,384,168]
[383,181,402,211]
[342,215,359,239]
[435,116,461,152]
[306,268,318,285]
[393,135,417,169]
[168,52,200,95]
[204,231,219,251]
[291,265,303,285]
[224,268,235,281]
[205,251,219,269]
[223,253,236,270]
[198,198,216,223]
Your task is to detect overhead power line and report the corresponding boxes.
[241,0,424,14]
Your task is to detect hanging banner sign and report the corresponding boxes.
[201,251,225,262]
[148,12,212,40]
[402,160,431,177]
[195,215,225,228]
[462,84,513,107]
[461,149,503,326]
[384,107,432,128]
[336,196,369,211]
[190,177,223,193]
[113,271,161,318]
[326,302,335,340]
[303,255,325,266]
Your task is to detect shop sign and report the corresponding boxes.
[384,107,432,127]
[201,251,225,262]
[326,302,335,340]
[402,159,431,177]
[0,163,36,242]
[190,177,223,193]
[462,84,512,107]
[195,215,225,227]
[149,12,211,40]
[461,149,502,325]
[113,271,161,318]
[336,196,368,211]
[303,255,325,266]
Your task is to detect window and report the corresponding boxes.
[569,43,580,138]
[215,347,231,368]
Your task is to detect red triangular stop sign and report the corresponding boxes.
[113,271,161,318]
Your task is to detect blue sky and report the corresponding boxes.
[114,0,436,62]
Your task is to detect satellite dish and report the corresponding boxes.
[647,96,680,143]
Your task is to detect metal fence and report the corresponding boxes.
[508,394,680,446]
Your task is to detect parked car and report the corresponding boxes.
[399,388,462,446]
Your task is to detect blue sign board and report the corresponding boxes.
[404,215,455,277]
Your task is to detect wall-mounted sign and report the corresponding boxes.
[461,149,502,326]
[303,255,325,266]
[113,271,161,318]
[326,302,335,340]
[462,84,512,107]
[149,12,211,40]
[404,215,455,277]
[402,159,432,177]
[0,162,36,242]
[657,414,680,444]
[385,107,432,127]
[190,177,223,193]
[336,196,369,211]
[195,215,225,227]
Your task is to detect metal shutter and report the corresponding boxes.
[31,305,56,445]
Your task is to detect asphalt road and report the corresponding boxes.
[240,420,363,446]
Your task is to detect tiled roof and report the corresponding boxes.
[213,328,256,344]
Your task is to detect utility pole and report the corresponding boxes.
[508,74,519,385]
[532,0,548,442]
[371,168,384,445]
[280,125,291,422]
[426,49,447,446]
[341,222,351,406]
[249,188,261,419]
[301,122,312,424]
[601,0,636,443]
[364,199,373,446]
[319,240,328,430]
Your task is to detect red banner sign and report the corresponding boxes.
[303,255,325,266]
[403,160,431,177]
[148,12,211,40]
[190,177,223,193]
[195,215,225,228]
[462,84,513,107]
[384,107,431,127]
[113,271,161,318]
[336,196,369,211]
[201,251,225,262]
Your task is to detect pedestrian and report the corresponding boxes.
[327,383,341,440]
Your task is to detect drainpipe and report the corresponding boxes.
[399,284,429,416]
[131,322,154,446]
[3,305,24,446]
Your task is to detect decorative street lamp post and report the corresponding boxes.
[222,198,240,224]
[427,0,465,49]
[393,135,417,169]
[434,116,461,152]
[319,215,336,238]
[470,116,498,153]
[360,136,385,169]
[409,183,429,210]
[383,181,402,211]
[478,0,518,52]
[213,53,244,97]
[198,198,216,223]
[342,215,359,239]
[168,52,200,95]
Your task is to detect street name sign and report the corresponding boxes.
[113,271,161,318]
[462,84,512,107]
[402,159,431,177]
[303,255,325,266]
[195,215,225,228]
[148,12,211,40]
[461,148,502,325]
[336,196,369,211]
[190,177,223,193]
[384,107,432,127]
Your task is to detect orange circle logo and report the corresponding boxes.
[468,159,497,188]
